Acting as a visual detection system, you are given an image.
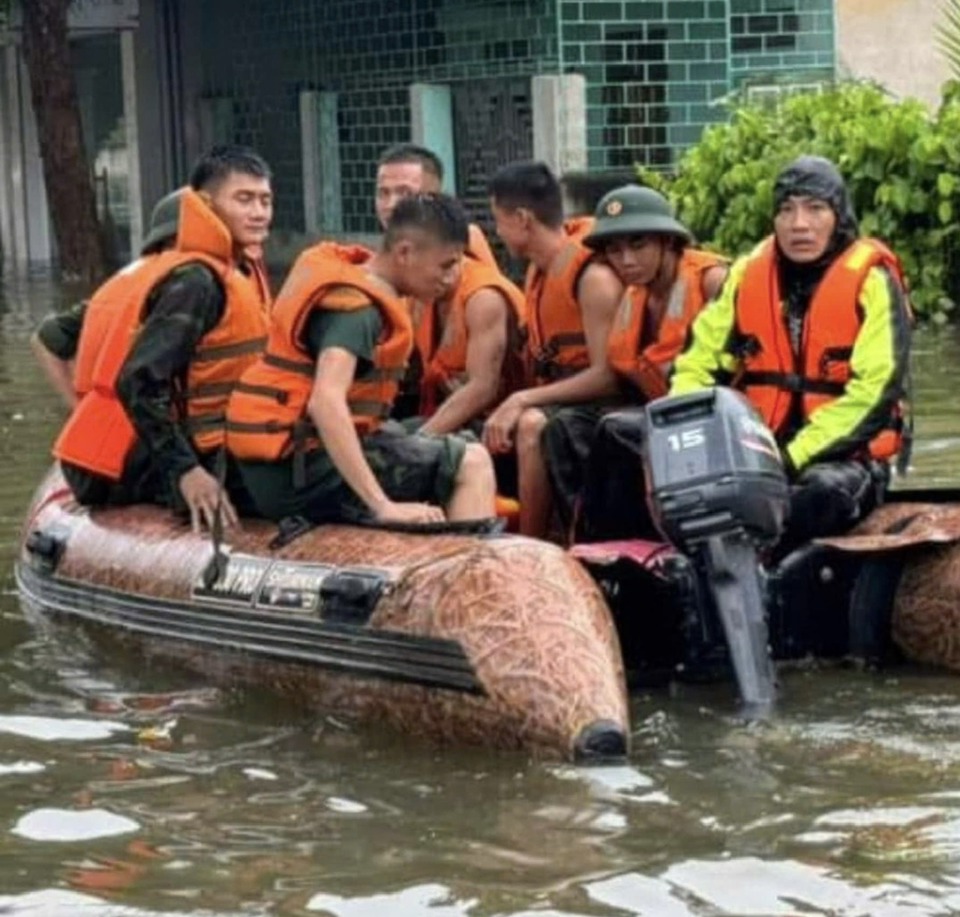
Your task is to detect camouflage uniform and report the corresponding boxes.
[61,262,254,512]
[36,300,87,360]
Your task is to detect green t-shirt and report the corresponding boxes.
[303,304,382,376]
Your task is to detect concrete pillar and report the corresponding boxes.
[18,49,52,264]
[409,83,456,193]
[300,90,342,235]
[0,45,18,266]
[120,29,143,255]
[133,0,178,219]
[532,74,587,176]
[2,45,29,266]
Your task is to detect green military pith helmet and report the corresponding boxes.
[582,184,692,249]
[139,188,184,254]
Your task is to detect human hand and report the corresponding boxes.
[178,466,239,533]
[373,499,446,525]
[482,396,524,454]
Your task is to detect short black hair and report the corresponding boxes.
[488,160,563,229]
[377,143,444,182]
[383,193,468,250]
[189,144,272,192]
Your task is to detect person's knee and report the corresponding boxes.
[515,407,547,455]
[457,442,496,490]
[789,478,854,537]
[596,408,646,450]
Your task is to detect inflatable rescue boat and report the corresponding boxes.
[15,471,629,762]
[16,389,960,761]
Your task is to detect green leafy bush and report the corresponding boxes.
[638,82,960,322]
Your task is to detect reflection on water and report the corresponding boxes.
[3,273,960,915]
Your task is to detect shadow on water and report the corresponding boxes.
[4,273,960,914]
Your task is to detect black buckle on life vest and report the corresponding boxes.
[531,342,558,381]
[781,373,804,393]
[728,333,761,360]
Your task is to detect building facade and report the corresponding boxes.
[2,0,837,270]
[836,0,950,110]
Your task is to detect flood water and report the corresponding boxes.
[4,274,960,916]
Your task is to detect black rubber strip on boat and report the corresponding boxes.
[16,564,484,695]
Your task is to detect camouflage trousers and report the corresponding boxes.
[541,403,621,535]
[237,420,468,524]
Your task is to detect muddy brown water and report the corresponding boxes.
[3,274,960,916]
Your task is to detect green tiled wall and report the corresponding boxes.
[561,1,730,169]
[560,0,835,170]
[192,0,836,231]
[730,0,835,85]
[197,0,556,233]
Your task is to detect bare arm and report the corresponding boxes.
[308,346,444,523]
[420,288,508,435]
[30,332,77,409]
[514,260,622,408]
[482,261,622,453]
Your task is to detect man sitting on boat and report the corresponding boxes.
[372,144,527,441]
[546,185,728,541]
[52,145,274,531]
[224,193,497,527]
[483,160,624,539]
[669,155,912,554]
[31,188,184,411]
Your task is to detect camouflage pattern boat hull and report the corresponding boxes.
[16,470,628,762]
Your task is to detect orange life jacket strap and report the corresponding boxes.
[740,370,846,397]
[183,412,229,434]
[263,352,316,376]
[231,380,291,404]
[193,337,267,363]
[347,399,392,418]
[183,381,238,400]
[225,418,295,435]
[546,331,587,349]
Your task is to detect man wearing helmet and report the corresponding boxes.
[669,155,912,554]
[552,184,727,541]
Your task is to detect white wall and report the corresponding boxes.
[837,0,950,108]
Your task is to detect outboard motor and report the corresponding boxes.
[642,388,789,716]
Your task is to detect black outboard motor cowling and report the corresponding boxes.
[644,387,789,550]
[642,388,790,717]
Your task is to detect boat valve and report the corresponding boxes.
[25,529,66,572]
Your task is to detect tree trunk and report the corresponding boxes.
[21,0,106,283]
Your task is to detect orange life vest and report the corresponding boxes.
[524,221,596,385]
[607,248,725,401]
[225,244,413,462]
[734,236,907,461]
[415,254,527,416]
[309,240,375,265]
[53,188,268,480]
[467,223,498,268]
[72,256,162,400]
